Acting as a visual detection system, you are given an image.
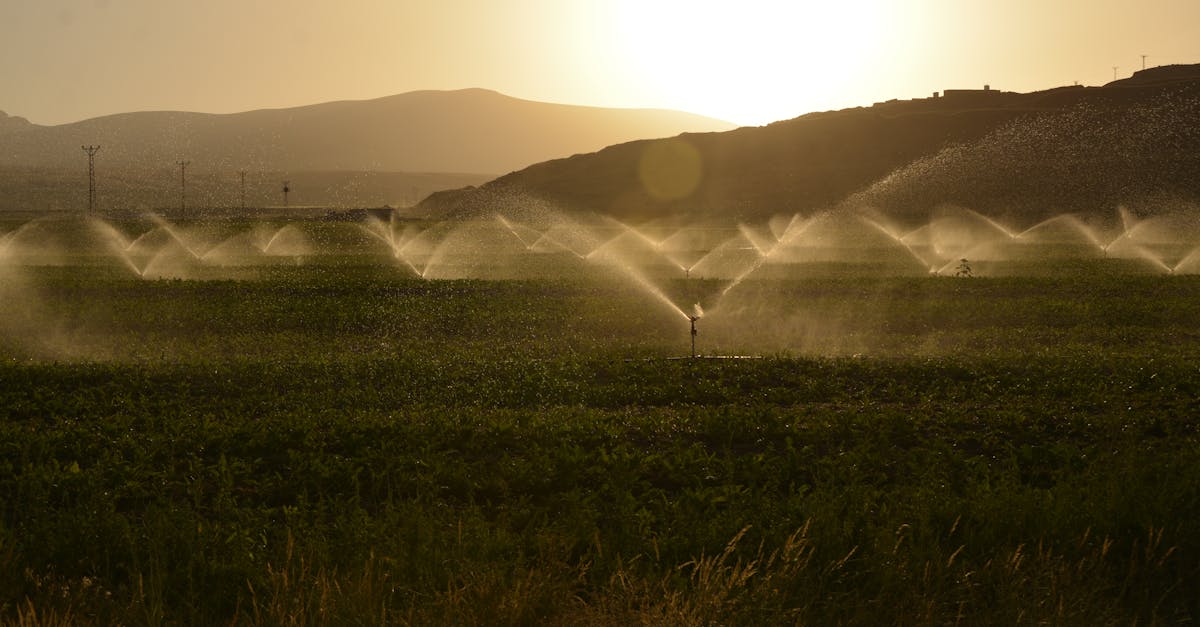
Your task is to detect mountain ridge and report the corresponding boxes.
[420,65,1200,227]
[0,89,735,176]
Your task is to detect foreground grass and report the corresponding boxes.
[1,270,1198,624]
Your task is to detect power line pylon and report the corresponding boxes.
[178,160,191,212]
[239,170,247,211]
[82,145,100,213]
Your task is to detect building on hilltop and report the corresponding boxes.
[873,85,1009,109]
[942,85,999,99]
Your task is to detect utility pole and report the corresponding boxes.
[82,145,100,213]
[178,160,191,212]
[282,180,290,207]
[239,170,247,211]
[1141,54,1148,70]
[1113,66,1119,80]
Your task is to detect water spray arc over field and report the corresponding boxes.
[719,213,813,297]
[0,205,1195,281]
[0,201,1197,361]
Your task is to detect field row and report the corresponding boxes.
[3,268,1200,363]
[2,355,1198,624]
[1,269,1198,623]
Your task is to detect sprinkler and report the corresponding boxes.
[688,303,704,358]
[689,314,699,358]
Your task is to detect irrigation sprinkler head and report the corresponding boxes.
[688,314,699,358]
[688,302,704,353]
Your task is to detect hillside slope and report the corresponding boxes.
[420,66,1200,227]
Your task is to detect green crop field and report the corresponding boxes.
[1,217,1199,625]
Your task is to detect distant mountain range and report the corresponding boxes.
[0,89,733,175]
[0,89,733,212]
[421,65,1200,228]
[6,68,1200,223]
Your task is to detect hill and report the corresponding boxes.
[0,111,33,134]
[0,90,732,212]
[420,66,1200,228]
[0,90,733,176]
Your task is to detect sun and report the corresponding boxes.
[610,0,897,125]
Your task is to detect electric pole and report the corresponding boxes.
[1141,54,1148,70]
[82,145,100,213]
[239,170,247,211]
[282,180,290,207]
[178,160,191,212]
[1113,66,1119,80]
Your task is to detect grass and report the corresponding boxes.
[0,262,1198,624]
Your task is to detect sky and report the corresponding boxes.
[1,0,1198,127]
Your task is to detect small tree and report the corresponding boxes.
[954,258,973,277]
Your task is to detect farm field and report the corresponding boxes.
[1,217,1199,624]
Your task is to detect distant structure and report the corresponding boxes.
[282,180,290,207]
[82,145,100,213]
[1141,54,1148,70]
[178,160,191,212]
[942,84,994,99]
[875,84,1014,109]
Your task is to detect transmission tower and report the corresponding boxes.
[178,161,191,212]
[282,180,290,207]
[82,145,100,213]
[239,170,247,211]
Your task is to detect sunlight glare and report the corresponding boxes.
[612,0,896,125]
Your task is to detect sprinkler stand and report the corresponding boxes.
[689,315,699,358]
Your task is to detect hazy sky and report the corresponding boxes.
[2,0,1197,127]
